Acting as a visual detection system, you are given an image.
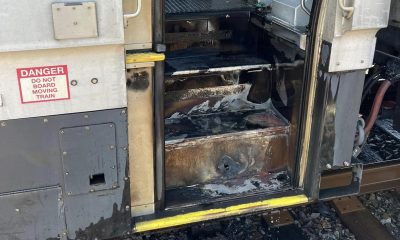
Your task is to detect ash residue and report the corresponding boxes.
[132,216,276,240]
[290,202,356,240]
[359,191,400,240]
[202,172,288,197]
[358,125,400,162]
[385,59,400,82]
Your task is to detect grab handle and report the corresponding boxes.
[338,0,355,19]
[124,0,142,27]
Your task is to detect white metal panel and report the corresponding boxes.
[0,0,124,52]
[323,0,391,72]
[123,0,153,50]
[0,45,127,121]
[52,2,99,40]
[352,0,391,30]
[329,30,377,72]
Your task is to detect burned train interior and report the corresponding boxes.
[162,0,312,209]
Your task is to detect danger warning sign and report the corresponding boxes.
[17,65,70,104]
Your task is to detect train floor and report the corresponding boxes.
[124,190,399,240]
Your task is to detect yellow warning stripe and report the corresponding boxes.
[134,194,309,233]
[126,53,165,64]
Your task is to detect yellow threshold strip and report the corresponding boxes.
[126,52,165,64]
[134,194,309,233]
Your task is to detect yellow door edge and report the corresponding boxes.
[126,53,165,64]
[134,194,309,233]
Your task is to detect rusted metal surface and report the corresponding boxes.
[360,163,400,194]
[320,162,400,194]
[165,85,246,117]
[320,171,353,190]
[332,197,395,240]
[263,209,294,228]
[165,127,290,188]
[331,197,365,214]
[165,30,233,44]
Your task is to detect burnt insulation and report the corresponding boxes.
[165,0,257,15]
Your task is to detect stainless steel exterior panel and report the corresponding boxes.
[60,124,119,196]
[0,109,131,239]
[323,0,391,72]
[0,45,126,121]
[0,187,66,240]
[124,0,153,50]
[0,0,124,53]
[127,67,155,217]
[0,117,62,193]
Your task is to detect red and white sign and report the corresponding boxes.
[17,65,70,104]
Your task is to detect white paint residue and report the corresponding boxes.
[169,112,185,119]
[188,100,210,115]
[202,173,286,197]
[213,84,270,112]
[165,134,188,144]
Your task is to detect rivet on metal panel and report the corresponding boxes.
[109,124,114,128]
[326,164,332,169]
[60,130,64,134]
[124,177,129,181]
[84,114,89,119]
[70,80,78,86]
[344,161,350,167]
[91,78,99,84]
[67,192,72,196]
[43,118,48,123]
[125,205,130,211]
[0,122,6,127]
[85,126,90,130]
[112,185,118,189]
[111,165,116,169]
[90,189,95,192]
[58,197,62,201]
[123,147,127,151]
[15,208,20,213]
[65,172,69,175]
[63,151,67,155]
[110,145,115,150]
[121,109,126,115]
